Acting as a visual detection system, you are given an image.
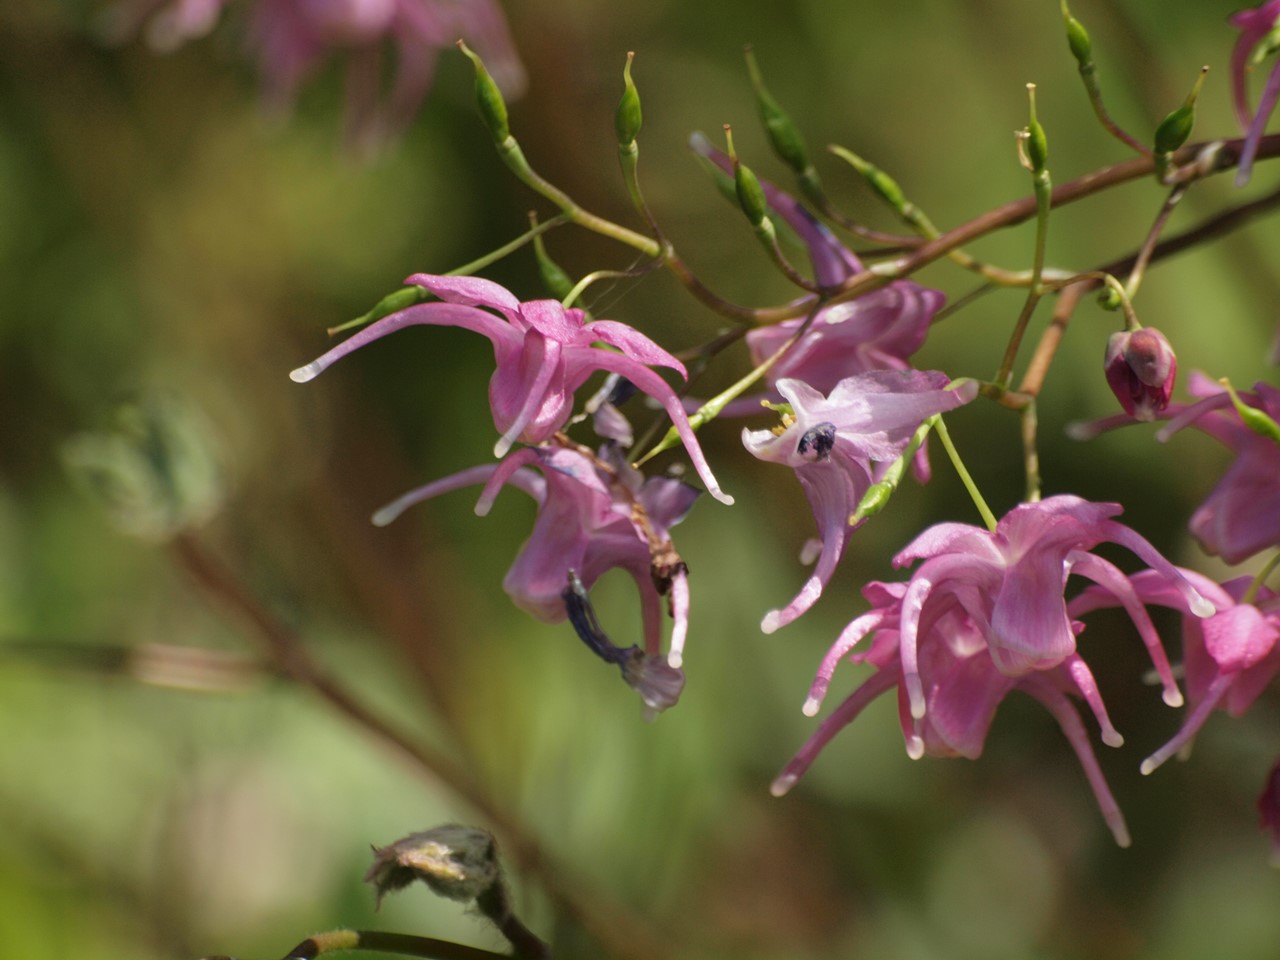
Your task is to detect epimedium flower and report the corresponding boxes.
[291,273,732,504]
[1230,0,1280,185]
[742,370,977,633]
[370,442,699,712]
[1157,376,1280,563]
[1104,326,1177,421]
[106,0,525,147]
[774,496,1217,846]
[1070,569,1280,776]
[772,580,1137,846]
[689,133,944,394]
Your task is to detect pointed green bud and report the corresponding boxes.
[1222,379,1280,445]
[532,229,575,302]
[726,126,768,227]
[457,40,510,144]
[1153,66,1208,157]
[828,145,907,213]
[745,46,811,175]
[1024,84,1048,174]
[1060,0,1092,68]
[851,480,894,523]
[335,285,429,334]
[615,52,642,146]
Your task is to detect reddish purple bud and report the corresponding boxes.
[1104,327,1177,421]
[1259,757,1280,865]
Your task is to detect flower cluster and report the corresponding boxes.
[772,496,1215,846]
[108,0,525,145]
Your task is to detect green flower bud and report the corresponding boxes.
[1024,85,1048,174]
[457,40,510,144]
[726,127,768,227]
[533,232,575,302]
[1153,66,1207,157]
[615,52,642,146]
[1061,0,1092,67]
[829,145,906,212]
[745,46,811,175]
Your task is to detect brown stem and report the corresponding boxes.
[170,534,669,960]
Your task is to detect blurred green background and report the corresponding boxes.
[2,0,1279,958]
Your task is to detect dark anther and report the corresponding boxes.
[562,570,630,665]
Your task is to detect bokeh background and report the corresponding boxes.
[2,0,1279,957]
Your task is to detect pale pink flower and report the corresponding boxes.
[291,273,732,504]
[371,444,699,675]
[742,371,977,633]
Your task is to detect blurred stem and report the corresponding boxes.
[210,928,513,960]
[933,416,998,531]
[1124,183,1187,299]
[169,534,668,960]
[1021,398,1041,503]
[1244,553,1280,605]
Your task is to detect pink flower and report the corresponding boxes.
[773,496,1217,846]
[1230,1,1280,185]
[251,0,524,146]
[1103,327,1177,421]
[689,133,943,393]
[1071,569,1280,775]
[291,274,732,504]
[741,371,977,633]
[108,0,525,146]
[1158,377,1280,563]
[371,443,699,675]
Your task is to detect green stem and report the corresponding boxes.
[1020,398,1041,502]
[932,415,997,531]
[994,147,1052,390]
[1243,552,1280,605]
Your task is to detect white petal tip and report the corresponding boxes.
[493,438,513,459]
[906,736,925,760]
[712,489,735,506]
[370,508,398,527]
[1189,594,1216,618]
[905,675,926,719]
[1162,688,1185,709]
[1103,730,1125,749]
[289,363,321,383]
[801,697,821,717]
[760,611,781,635]
[770,773,797,798]
[1139,758,1159,777]
[667,651,683,670]
[1064,421,1096,441]
[1113,824,1133,849]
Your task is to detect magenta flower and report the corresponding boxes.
[742,370,977,632]
[1104,326,1177,421]
[773,496,1217,846]
[1072,569,1280,775]
[291,273,732,504]
[690,133,943,393]
[371,443,699,680]
[773,582,1134,845]
[1158,377,1280,563]
[1231,1,1280,185]
[101,0,229,51]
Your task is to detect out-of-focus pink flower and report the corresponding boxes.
[689,133,944,393]
[108,0,524,146]
[742,371,977,633]
[773,496,1217,846]
[1158,376,1280,563]
[1072,569,1280,775]
[1230,1,1280,184]
[1258,757,1280,864]
[1104,326,1177,421]
[291,273,732,504]
[370,444,699,675]
[251,0,524,146]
